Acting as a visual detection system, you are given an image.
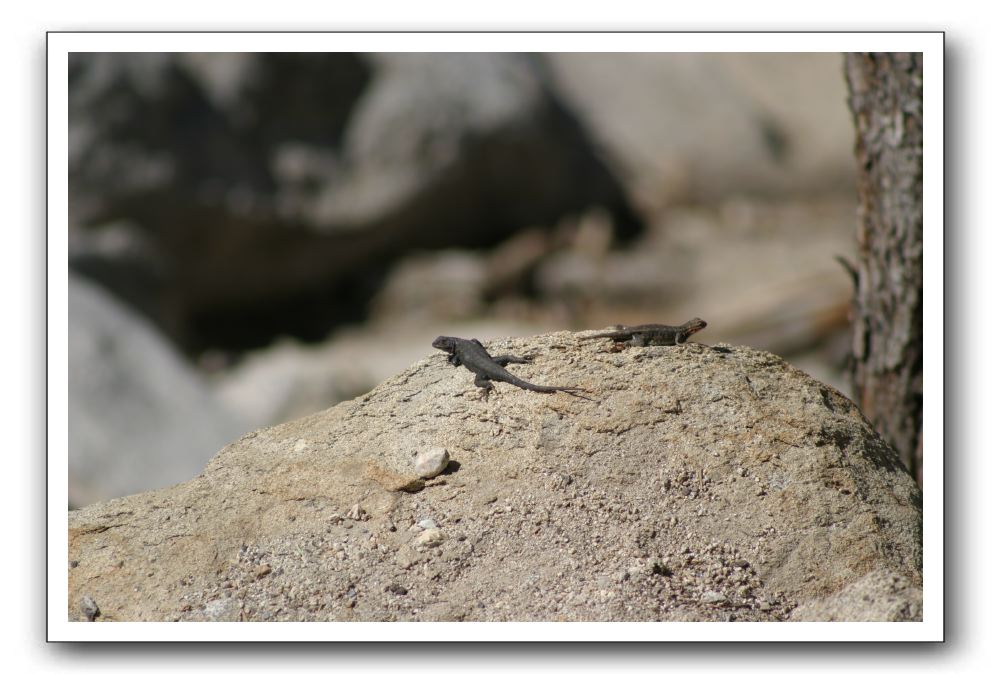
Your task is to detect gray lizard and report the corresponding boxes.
[579,317,707,347]
[432,336,587,399]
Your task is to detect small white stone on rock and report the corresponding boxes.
[417,518,438,529]
[414,447,449,478]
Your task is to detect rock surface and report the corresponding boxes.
[67,333,921,621]
[788,569,922,621]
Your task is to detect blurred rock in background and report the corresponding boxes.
[546,53,855,212]
[69,52,643,354]
[67,52,858,505]
[68,273,247,507]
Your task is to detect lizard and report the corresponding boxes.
[579,317,707,347]
[431,336,588,399]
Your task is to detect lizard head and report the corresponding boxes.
[685,318,707,335]
[431,336,457,354]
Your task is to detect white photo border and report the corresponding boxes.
[48,31,944,643]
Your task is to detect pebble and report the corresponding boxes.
[416,529,446,548]
[414,448,450,478]
[203,597,239,621]
[346,504,369,521]
[701,590,727,604]
[417,518,438,529]
[395,546,419,569]
[80,595,100,621]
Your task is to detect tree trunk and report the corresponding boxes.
[843,53,924,485]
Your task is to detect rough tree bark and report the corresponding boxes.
[843,53,924,485]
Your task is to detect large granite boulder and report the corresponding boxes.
[68,333,921,621]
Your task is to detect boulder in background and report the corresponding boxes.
[68,273,248,506]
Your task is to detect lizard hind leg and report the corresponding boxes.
[473,373,495,400]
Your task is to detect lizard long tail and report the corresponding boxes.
[501,371,592,400]
[578,332,617,341]
[522,382,593,400]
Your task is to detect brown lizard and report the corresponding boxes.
[579,318,707,347]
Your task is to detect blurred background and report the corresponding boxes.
[68,52,859,508]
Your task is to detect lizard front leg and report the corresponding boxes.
[630,334,646,347]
